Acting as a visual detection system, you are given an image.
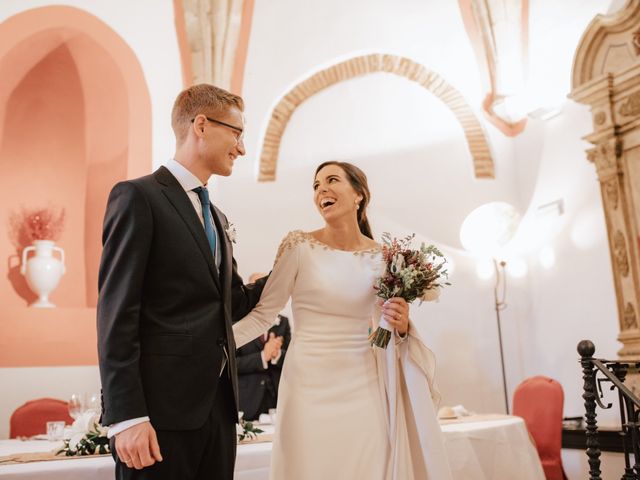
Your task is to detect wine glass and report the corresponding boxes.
[86,393,101,417]
[68,394,83,420]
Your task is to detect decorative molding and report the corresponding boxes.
[605,179,619,210]
[619,344,640,356]
[572,0,640,89]
[614,230,630,277]
[633,27,640,55]
[587,138,622,179]
[624,302,637,330]
[619,91,640,117]
[595,110,607,125]
[258,53,494,181]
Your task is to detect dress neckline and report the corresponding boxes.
[303,231,381,254]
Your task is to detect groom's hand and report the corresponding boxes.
[115,421,163,470]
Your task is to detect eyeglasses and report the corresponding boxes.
[191,115,244,144]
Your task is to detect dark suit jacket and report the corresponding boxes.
[97,166,265,431]
[236,315,291,420]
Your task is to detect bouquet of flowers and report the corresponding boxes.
[371,232,450,349]
[57,412,109,457]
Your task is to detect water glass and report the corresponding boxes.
[46,421,65,441]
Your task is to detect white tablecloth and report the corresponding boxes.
[0,416,543,479]
[441,416,545,480]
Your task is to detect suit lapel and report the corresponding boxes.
[211,205,232,299]
[154,167,222,293]
[211,205,235,357]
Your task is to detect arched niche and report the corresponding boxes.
[0,6,151,366]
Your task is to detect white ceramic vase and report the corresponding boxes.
[20,240,66,308]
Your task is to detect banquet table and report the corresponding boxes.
[0,415,544,479]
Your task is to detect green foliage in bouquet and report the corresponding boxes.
[374,232,450,303]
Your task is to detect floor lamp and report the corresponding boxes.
[493,258,509,414]
[460,202,520,415]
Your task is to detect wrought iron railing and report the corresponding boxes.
[578,340,640,479]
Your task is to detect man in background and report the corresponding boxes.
[236,272,291,421]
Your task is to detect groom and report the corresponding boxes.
[97,84,266,480]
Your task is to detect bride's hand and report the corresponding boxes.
[382,297,409,335]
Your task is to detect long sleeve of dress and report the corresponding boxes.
[371,304,453,480]
[233,232,299,348]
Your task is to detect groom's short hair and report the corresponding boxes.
[172,84,244,144]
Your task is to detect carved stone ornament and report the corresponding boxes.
[594,111,606,125]
[634,27,640,56]
[614,230,630,277]
[624,302,638,330]
[605,179,619,210]
[619,91,640,117]
[589,140,621,173]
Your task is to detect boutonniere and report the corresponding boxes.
[225,223,237,244]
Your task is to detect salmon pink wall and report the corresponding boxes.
[0,6,152,366]
[3,42,87,308]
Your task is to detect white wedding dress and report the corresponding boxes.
[233,231,452,480]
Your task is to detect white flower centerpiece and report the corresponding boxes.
[57,411,110,456]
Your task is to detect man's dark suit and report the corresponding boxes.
[236,315,291,420]
[97,166,265,479]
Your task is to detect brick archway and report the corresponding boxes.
[259,53,494,181]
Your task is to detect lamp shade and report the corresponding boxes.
[460,202,520,256]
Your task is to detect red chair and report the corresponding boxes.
[513,376,567,480]
[9,398,74,438]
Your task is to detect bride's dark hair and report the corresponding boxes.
[314,161,373,240]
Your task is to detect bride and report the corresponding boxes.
[233,161,452,480]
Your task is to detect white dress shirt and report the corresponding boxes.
[108,159,223,438]
[166,158,221,267]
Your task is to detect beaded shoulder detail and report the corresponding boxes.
[274,230,307,264]
[274,230,381,264]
